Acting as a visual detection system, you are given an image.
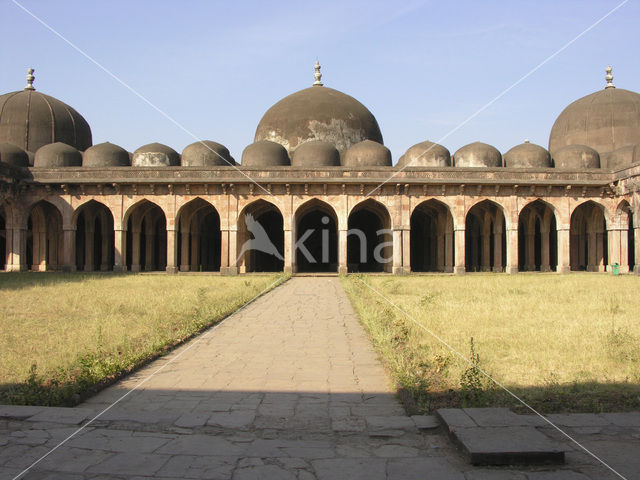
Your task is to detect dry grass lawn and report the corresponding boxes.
[0,273,285,405]
[342,273,640,413]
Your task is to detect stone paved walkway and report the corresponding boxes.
[1,277,638,479]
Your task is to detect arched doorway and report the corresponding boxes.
[0,207,6,270]
[74,201,115,271]
[27,200,63,271]
[125,201,167,272]
[518,200,557,272]
[237,200,284,272]
[570,201,607,271]
[347,200,392,273]
[177,199,221,272]
[410,199,454,272]
[294,200,338,273]
[615,201,635,273]
[465,200,506,272]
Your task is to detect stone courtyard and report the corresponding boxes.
[1,277,638,479]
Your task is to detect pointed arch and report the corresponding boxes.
[518,199,558,272]
[570,200,607,271]
[410,199,454,272]
[347,199,392,273]
[176,198,221,272]
[237,199,284,272]
[27,200,64,271]
[294,199,338,273]
[73,200,115,271]
[124,199,167,272]
[465,199,506,272]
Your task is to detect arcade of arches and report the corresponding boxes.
[0,193,638,275]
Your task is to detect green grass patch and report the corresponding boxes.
[0,273,287,406]
[341,273,640,414]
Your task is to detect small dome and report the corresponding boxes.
[182,140,233,166]
[0,143,29,167]
[0,69,92,152]
[83,142,130,167]
[342,140,392,167]
[291,140,340,167]
[396,141,451,167]
[453,142,502,167]
[550,91,640,158]
[553,144,600,169]
[602,145,635,170]
[131,143,180,167]
[34,142,82,167]
[241,140,290,167]
[503,141,551,168]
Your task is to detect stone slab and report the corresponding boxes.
[410,414,440,430]
[452,426,565,466]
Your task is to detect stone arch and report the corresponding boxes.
[347,199,392,273]
[293,199,339,273]
[410,199,454,272]
[124,199,167,272]
[465,199,506,272]
[518,199,558,272]
[73,200,115,271]
[237,199,284,272]
[570,200,607,271]
[27,200,64,271]
[614,199,635,272]
[176,198,221,272]
[0,204,6,270]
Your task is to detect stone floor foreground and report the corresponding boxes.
[1,277,639,479]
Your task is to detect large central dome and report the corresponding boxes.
[254,63,383,156]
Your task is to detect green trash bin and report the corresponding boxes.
[612,263,620,275]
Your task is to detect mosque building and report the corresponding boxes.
[0,63,638,275]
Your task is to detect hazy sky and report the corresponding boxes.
[1,0,638,163]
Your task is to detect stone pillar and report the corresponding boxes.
[454,227,465,274]
[540,228,551,272]
[179,231,190,271]
[84,222,94,272]
[338,229,348,274]
[524,233,535,271]
[493,230,504,273]
[444,230,454,273]
[392,229,403,274]
[220,229,229,273]
[166,228,178,274]
[481,232,491,272]
[595,231,605,272]
[635,226,640,275]
[7,227,27,272]
[607,228,621,273]
[557,227,570,273]
[505,228,518,274]
[100,232,110,271]
[130,228,141,272]
[113,229,126,272]
[619,227,629,273]
[62,227,76,273]
[227,229,238,275]
[402,228,411,274]
[284,228,293,274]
[144,226,155,271]
[190,230,199,271]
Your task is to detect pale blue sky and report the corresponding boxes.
[1,0,638,162]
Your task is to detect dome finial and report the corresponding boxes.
[605,65,615,89]
[313,60,323,86]
[25,68,35,91]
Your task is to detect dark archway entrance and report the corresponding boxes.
[465,200,506,272]
[347,200,392,273]
[570,201,607,271]
[125,201,167,272]
[75,201,115,271]
[518,200,557,272]
[410,200,454,272]
[27,201,63,271]
[238,201,284,272]
[177,199,221,272]
[295,203,338,273]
